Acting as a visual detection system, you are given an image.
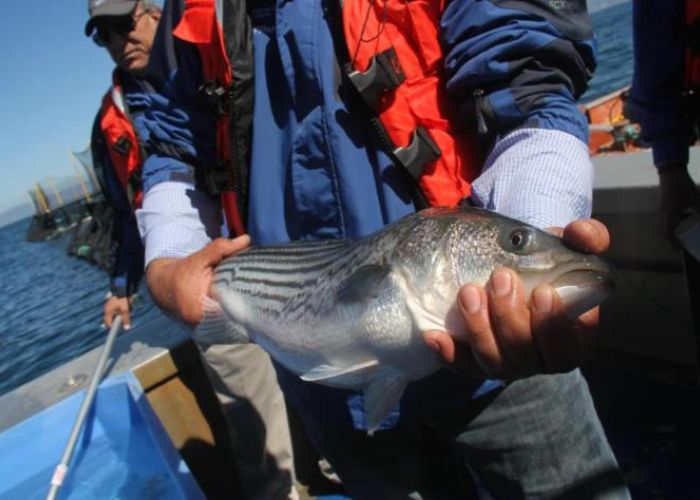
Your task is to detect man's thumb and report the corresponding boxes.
[201,235,251,265]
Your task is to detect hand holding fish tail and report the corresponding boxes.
[423,218,611,379]
[146,235,251,326]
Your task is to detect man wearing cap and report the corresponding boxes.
[84,2,299,498]
[85,0,159,330]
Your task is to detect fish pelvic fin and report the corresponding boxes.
[194,293,249,347]
[364,371,408,436]
[300,359,379,383]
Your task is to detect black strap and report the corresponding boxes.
[220,0,254,223]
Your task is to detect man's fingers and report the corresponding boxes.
[456,284,507,377]
[484,269,540,376]
[531,286,592,373]
[562,219,610,254]
[122,309,132,330]
[423,330,483,378]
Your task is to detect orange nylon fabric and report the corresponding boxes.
[173,0,245,236]
[99,76,144,208]
[342,0,478,207]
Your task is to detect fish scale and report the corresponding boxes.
[198,206,614,434]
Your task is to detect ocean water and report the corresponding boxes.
[0,218,162,397]
[0,1,634,399]
[583,1,635,103]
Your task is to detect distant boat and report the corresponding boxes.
[580,85,649,156]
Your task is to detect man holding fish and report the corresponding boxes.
[134,0,631,497]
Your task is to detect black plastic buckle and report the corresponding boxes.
[348,47,406,109]
[113,135,132,157]
[198,80,228,118]
[393,126,441,180]
[205,164,237,195]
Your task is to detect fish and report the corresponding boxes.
[196,207,613,433]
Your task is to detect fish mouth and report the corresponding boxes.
[549,268,614,318]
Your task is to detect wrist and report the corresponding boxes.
[110,276,128,297]
[146,258,178,311]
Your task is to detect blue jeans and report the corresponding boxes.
[277,367,630,499]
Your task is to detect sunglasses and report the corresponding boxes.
[92,9,149,47]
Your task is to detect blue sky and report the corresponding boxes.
[0,2,117,214]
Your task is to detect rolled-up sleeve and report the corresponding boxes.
[136,180,224,267]
[470,127,593,229]
[441,0,596,143]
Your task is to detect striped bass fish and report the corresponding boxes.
[197,207,613,433]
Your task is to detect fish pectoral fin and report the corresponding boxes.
[300,359,379,383]
[363,372,408,436]
[194,294,249,346]
[336,264,393,304]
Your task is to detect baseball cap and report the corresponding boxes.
[84,0,139,36]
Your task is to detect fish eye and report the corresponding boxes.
[506,228,533,253]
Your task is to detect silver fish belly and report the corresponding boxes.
[196,207,613,433]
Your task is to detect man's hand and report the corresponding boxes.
[658,168,700,240]
[146,236,251,326]
[103,295,134,330]
[423,219,610,380]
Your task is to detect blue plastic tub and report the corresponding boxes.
[0,372,204,499]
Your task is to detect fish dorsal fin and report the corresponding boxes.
[336,264,392,304]
[300,359,379,383]
[363,370,408,436]
[194,294,249,347]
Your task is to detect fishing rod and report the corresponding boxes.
[45,316,123,500]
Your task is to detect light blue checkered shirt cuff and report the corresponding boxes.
[470,128,593,229]
[136,181,224,267]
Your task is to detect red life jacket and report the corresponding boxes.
[99,71,144,208]
[173,0,247,236]
[341,0,479,207]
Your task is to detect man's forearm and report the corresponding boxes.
[146,257,179,313]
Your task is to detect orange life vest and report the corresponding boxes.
[99,71,144,208]
[173,0,247,236]
[341,0,479,207]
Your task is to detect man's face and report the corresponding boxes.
[94,4,160,77]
